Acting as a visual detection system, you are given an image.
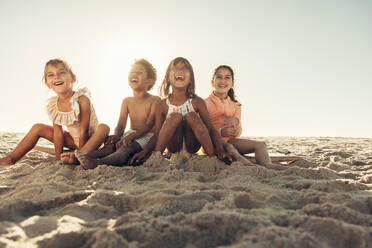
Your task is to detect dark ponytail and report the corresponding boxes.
[227,88,239,103]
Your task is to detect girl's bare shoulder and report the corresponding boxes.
[77,95,91,105]
[191,96,207,108]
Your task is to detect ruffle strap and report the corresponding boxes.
[45,87,91,126]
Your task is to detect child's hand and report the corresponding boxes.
[130,150,148,165]
[105,135,120,145]
[223,116,239,127]
[221,126,238,137]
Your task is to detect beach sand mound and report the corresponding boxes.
[1,133,372,247]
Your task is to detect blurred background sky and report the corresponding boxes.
[0,0,371,137]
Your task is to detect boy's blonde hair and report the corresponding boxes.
[160,57,196,99]
[133,59,157,90]
[43,59,76,83]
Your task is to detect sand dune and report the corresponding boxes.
[0,132,372,247]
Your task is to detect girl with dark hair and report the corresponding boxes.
[205,65,285,169]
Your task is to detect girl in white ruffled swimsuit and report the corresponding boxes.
[140,57,229,160]
[0,59,109,166]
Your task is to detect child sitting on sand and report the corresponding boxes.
[205,65,285,169]
[130,57,232,165]
[0,59,109,165]
[74,59,161,169]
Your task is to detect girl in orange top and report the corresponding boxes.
[205,65,284,169]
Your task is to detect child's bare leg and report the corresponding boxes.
[0,124,75,165]
[79,124,110,153]
[184,112,214,156]
[75,142,141,169]
[155,113,183,153]
[84,143,115,159]
[166,123,184,153]
[62,124,109,164]
[228,139,278,168]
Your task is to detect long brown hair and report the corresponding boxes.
[212,65,240,104]
[159,57,196,98]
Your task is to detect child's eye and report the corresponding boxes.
[47,74,54,78]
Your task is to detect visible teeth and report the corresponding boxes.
[176,76,184,80]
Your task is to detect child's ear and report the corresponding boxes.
[146,79,155,90]
[72,74,77,83]
[45,82,51,89]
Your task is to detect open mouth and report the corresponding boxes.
[131,78,138,83]
[175,75,184,81]
[218,85,227,89]
[54,81,64,86]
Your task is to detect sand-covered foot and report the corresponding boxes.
[143,151,169,169]
[266,163,287,171]
[0,156,15,166]
[169,151,191,167]
[74,150,99,170]
[61,152,78,165]
[224,144,255,166]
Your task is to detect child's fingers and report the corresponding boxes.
[115,141,122,149]
[129,153,139,164]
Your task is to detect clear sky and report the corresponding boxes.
[0,0,371,138]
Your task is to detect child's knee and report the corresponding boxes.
[98,123,110,135]
[257,141,267,149]
[166,113,183,126]
[31,123,45,134]
[185,112,202,128]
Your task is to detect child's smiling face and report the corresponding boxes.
[212,67,233,95]
[45,63,75,94]
[169,62,191,89]
[128,64,150,90]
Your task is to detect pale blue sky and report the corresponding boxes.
[0,0,371,137]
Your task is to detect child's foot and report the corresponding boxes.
[236,156,255,166]
[0,156,15,166]
[143,151,169,169]
[74,150,98,170]
[61,152,78,165]
[224,145,255,166]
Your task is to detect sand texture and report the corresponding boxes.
[0,132,372,248]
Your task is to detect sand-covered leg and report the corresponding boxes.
[74,150,99,170]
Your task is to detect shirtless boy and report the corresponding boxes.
[75,59,160,169]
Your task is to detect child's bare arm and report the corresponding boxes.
[221,105,241,138]
[111,99,129,141]
[130,100,166,164]
[194,97,231,161]
[53,123,64,160]
[78,95,91,149]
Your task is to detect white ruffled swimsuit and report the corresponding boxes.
[45,87,99,147]
[166,98,195,119]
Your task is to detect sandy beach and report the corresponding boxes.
[0,132,371,247]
